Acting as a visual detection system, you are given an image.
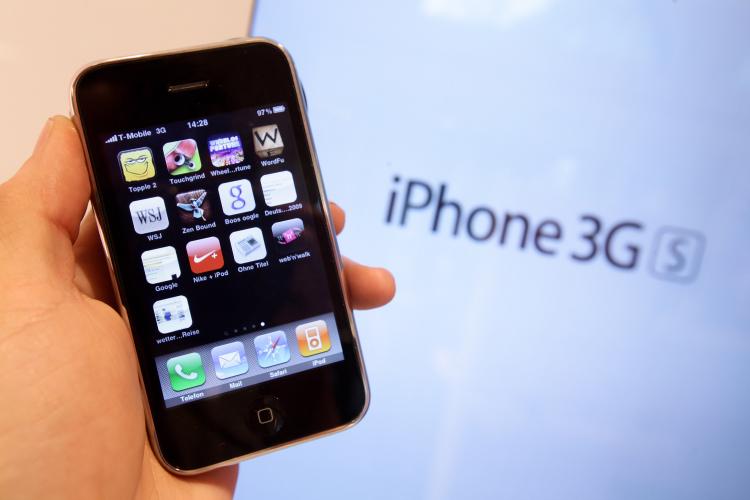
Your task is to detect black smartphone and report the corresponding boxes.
[71,38,368,473]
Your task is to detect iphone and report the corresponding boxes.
[71,38,368,473]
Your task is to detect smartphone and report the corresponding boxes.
[71,38,368,473]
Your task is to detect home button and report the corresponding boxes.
[248,396,285,435]
[256,407,274,425]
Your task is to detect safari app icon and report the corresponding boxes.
[254,331,291,368]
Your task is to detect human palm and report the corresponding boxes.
[0,117,395,499]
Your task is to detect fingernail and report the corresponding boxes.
[33,118,54,156]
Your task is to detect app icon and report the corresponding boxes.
[175,189,211,224]
[260,171,297,207]
[167,352,205,391]
[252,124,284,157]
[141,246,181,284]
[295,320,331,357]
[153,295,192,334]
[649,227,706,283]
[208,133,245,167]
[185,236,224,274]
[129,196,169,234]
[229,227,267,264]
[163,139,202,176]
[271,218,304,252]
[218,179,255,215]
[254,331,291,368]
[118,147,156,182]
[211,341,249,379]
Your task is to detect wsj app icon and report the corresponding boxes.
[129,196,169,234]
[252,124,284,157]
[295,320,331,357]
[218,179,255,215]
[153,295,192,334]
[211,341,249,379]
[650,227,705,283]
[118,147,155,182]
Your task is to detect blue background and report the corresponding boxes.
[237,2,750,498]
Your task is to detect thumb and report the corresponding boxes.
[0,116,91,285]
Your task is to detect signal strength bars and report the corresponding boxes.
[104,134,118,144]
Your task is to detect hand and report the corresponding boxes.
[0,117,395,499]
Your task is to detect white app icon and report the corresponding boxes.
[129,196,169,234]
[260,171,297,207]
[218,179,255,215]
[141,246,181,284]
[229,227,267,264]
[153,295,192,334]
[252,124,284,157]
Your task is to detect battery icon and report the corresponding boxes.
[272,105,286,113]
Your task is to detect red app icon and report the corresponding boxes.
[186,236,224,274]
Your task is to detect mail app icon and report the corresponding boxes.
[210,341,249,379]
[219,351,241,369]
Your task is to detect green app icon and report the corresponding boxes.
[163,139,203,176]
[167,352,206,391]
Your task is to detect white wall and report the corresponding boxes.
[0,0,254,181]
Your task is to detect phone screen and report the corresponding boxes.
[98,103,345,408]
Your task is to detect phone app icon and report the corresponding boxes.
[260,171,297,207]
[163,139,202,176]
[254,331,291,368]
[118,147,156,182]
[295,320,331,357]
[153,295,192,334]
[129,196,169,234]
[141,246,181,284]
[185,236,224,274]
[218,179,255,215]
[208,133,245,167]
[271,218,304,252]
[252,124,284,157]
[229,227,266,264]
[210,341,249,379]
[167,352,205,391]
[175,189,211,224]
